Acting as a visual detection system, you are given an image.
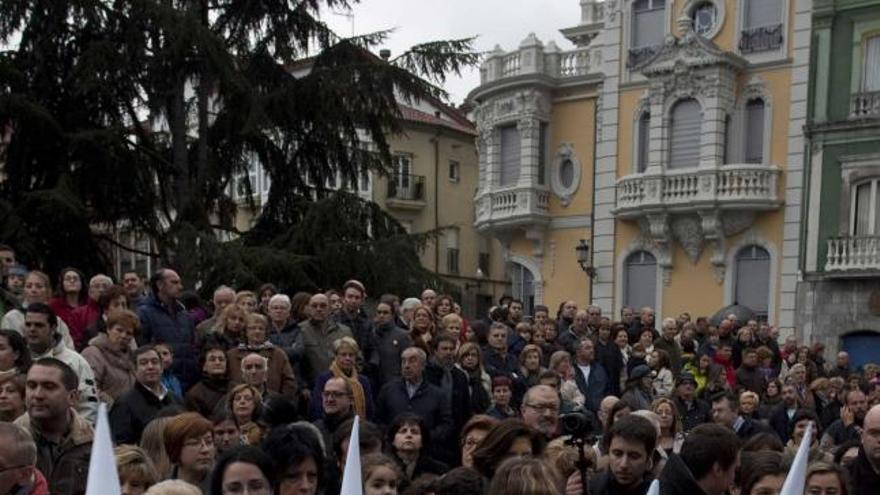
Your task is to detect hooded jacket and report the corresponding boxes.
[15,411,94,495]
[81,333,136,404]
[31,336,98,424]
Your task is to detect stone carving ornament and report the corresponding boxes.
[672,215,705,263]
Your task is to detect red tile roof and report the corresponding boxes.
[399,105,476,135]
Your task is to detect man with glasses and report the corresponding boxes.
[0,422,46,494]
[520,384,561,439]
[373,301,411,386]
[293,293,352,387]
[15,358,93,495]
[314,377,354,455]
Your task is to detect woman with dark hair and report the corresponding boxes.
[471,419,546,481]
[648,348,673,397]
[0,328,31,374]
[289,292,313,324]
[433,295,455,323]
[185,340,230,417]
[211,409,242,455]
[81,284,130,345]
[262,423,325,495]
[49,267,87,328]
[459,415,498,469]
[257,283,278,316]
[487,457,561,495]
[210,445,277,495]
[387,413,448,481]
[735,451,789,495]
[759,378,783,419]
[0,373,26,421]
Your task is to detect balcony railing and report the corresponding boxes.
[825,236,880,272]
[478,42,601,86]
[475,185,550,231]
[501,53,522,77]
[627,45,660,68]
[614,165,781,218]
[739,24,784,54]
[850,91,880,119]
[387,174,425,202]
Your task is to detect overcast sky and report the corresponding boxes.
[322,0,582,105]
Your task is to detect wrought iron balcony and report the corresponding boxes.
[614,165,782,218]
[825,236,880,272]
[474,185,550,231]
[850,91,880,119]
[387,174,425,208]
[739,24,784,54]
[627,45,660,68]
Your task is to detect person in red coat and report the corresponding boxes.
[69,274,113,349]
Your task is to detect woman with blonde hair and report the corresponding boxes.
[226,384,264,445]
[310,336,375,420]
[140,417,175,478]
[455,341,492,411]
[213,304,249,346]
[235,290,258,313]
[115,444,160,495]
[1,270,74,348]
[486,457,561,495]
[651,397,684,455]
[408,305,435,353]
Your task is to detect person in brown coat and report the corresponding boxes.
[185,340,230,417]
[227,313,296,397]
[81,309,138,404]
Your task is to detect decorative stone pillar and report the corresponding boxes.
[518,33,544,76]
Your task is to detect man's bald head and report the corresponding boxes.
[309,293,329,321]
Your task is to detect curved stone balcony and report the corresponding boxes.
[614,164,782,218]
[474,185,551,232]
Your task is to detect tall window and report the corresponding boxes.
[637,111,650,172]
[538,123,548,185]
[735,245,771,321]
[499,125,520,186]
[744,99,766,164]
[853,179,880,236]
[446,229,460,274]
[744,0,781,29]
[864,35,880,91]
[669,99,701,169]
[511,262,535,315]
[478,237,491,277]
[391,154,412,198]
[624,251,656,311]
[632,0,666,48]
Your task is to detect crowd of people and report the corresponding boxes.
[0,241,877,495]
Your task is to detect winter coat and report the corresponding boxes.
[227,342,297,397]
[110,381,182,444]
[673,396,711,432]
[16,411,93,495]
[848,446,880,495]
[69,299,101,350]
[310,370,375,420]
[736,364,766,394]
[185,376,229,418]
[377,378,453,443]
[32,336,98,424]
[49,297,81,331]
[81,333,136,404]
[658,454,709,495]
[2,308,75,350]
[374,322,413,386]
[574,361,610,413]
[136,293,199,389]
[589,469,653,495]
[652,367,674,398]
[292,319,353,386]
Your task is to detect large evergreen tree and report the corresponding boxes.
[0,0,477,295]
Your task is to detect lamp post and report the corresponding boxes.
[576,239,597,278]
[465,267,485,291]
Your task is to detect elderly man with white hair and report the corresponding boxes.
[196,285,236,334]
[653,317,683,374]
[69,273,114,348]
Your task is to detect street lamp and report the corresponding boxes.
[576,239,597,278]
[465,267,484,291]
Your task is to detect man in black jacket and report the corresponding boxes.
[658,424,739,495]
[768,383,799,443]
[377,346,452,444]
[710,391,774,441]
[373,302,412,386]
[673,373,711,432]
[848,404,880,495]
[334,280,379,381]
[425,333,471,464]
[110,345,181,444]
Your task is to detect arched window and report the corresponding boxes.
[852,178,880,236]
[637,111,650,173]
[744,98,765,164]
[624,251,656,311]
[669,99,701,169]
[734,245,770,321]
[511,262,536,315]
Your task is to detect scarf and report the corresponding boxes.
[330,360,367,418]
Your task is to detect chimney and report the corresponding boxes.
[379,49,391,60]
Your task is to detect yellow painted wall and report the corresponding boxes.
[737,67,792,170]
[617,89,645,177]
[662,243,725,319]
[548,97,596,215]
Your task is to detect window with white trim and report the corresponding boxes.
[624,251,656,311]
[637,111,650,172]
[233,161,258,199]
[478,237,491,277]
[391,154,412,197]
[734,245,770,321]
[499,124,520,186]
[744,98,765,164]
[632,0,666,49]
[510,262,535,315]
[743,0,781,30]
[852,178,880,236]
[669,99,701,169]
[446,229,460,274]
[863,35,880,92]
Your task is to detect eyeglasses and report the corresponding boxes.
[525,403,559,414]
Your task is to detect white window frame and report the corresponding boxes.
[448,160,460,183]
[851,178,880,236]
[621,0,674,82]
[683,0,726,41]
[668,98,702,170]
[550,143,582,206]
[729,78,774,165]
[723,232,778,325]
[735,0,790,64]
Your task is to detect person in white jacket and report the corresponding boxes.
[649,348,674,398]
[23,303,98,423]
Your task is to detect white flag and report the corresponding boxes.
[780,422,814,495]
[340,415,363,495]
[646,479,660,495]
[86,403,121,495]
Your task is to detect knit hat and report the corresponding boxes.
[628,364,652,383]
[675,372,697,388]
[7,264,26,277]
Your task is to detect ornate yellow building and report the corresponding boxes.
[469,0,812,332]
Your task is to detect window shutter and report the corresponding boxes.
[854,182,875,236]
[637,112,650,172]
[499,125,521,186]
[633,0,665,48]
[865,36,880,91]
[669,99,701,169]
[625,251,657,310]
[735,246,771,318]
[745,0,781,29]
[744,99,765,164]
[538,123,548,185]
